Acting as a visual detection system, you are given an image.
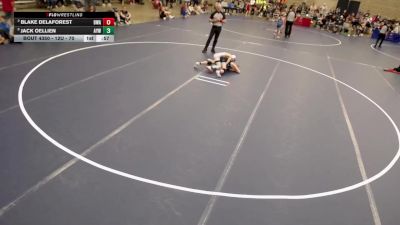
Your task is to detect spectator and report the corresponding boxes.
[88,4,96,12]
[0,16,10,44]
[220,0,228,14]
[188,4,195,15]
[102,0,112,7]
[237,0,244,13]
[228,0,400,40]
[1,0,14,20]
[159,6,175,20]
[113,8,121,24]
[250,4,258,16]
[320,14,327,29]
[249,0,254,7]
[245,1,250,16]
[166,0,173,8]
[47,0,57,10]
[257,3,266,17]
[309,2,317,14]
[342,18,351,35]
[72,0,85,11]
[135,0,144,5]
[341,9,348,19]
[336,15,345,33]
[351,14,360,36]
[272,8,280,21]
[152,0,161,9]
[56,0,65,7]
[295,4,301,14]
[273,12,284,38]
[202,0,209,12]
[365,19,372,34]
[335,7,340,15]
[320,3,328,16]
[84,0,97,11]
[393,23,399,34]
[0,33,7,44]
[181,3,189,18]
[327,14,337,32]
[194,4,204,14]
[119,7,132,24]
[227,1,235,15]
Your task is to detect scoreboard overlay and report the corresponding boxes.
[14,12,115,43]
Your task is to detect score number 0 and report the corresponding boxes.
[103,18,115,26]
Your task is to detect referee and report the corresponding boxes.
[285,8,296,38]
[374,21,388,48]
[202,3,226,53]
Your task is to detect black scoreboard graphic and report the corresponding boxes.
[14,12,115,42]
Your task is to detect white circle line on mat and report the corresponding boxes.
[370,44,400,61]
[19,41,399,199]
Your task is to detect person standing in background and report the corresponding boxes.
[320,3,328,16]
[274,13,284,39]
[119,7,132,24]
[393,23,399,34]
[0,15,10,44]
[285,7,295,38]
[1,0,14,20]
[374,21,388,48]
[202,3,226,53]
[245,1,250,16]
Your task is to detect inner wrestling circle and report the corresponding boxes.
[18,41,400,199]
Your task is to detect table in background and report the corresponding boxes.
[294,17,312,27]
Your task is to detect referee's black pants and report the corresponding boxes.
[285,21,293,38]
[204,25,222,52]
[375,33,386,48]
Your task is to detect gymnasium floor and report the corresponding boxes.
[1,15,400,225]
